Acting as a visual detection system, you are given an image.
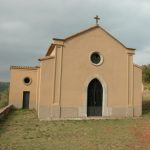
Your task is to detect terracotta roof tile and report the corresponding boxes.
[134,64,142,69]
[10,66,40,70]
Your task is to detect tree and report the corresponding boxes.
[142,64,150,83]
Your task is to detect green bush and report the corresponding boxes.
[144,83,150,90]
[0,89,9,108]
[142,64,150,83]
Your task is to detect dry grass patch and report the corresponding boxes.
[0,109,150,150]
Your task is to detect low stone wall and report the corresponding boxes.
[0,105,13,119]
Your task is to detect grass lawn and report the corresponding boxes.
[0,93,150,150]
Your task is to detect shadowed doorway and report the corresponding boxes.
[22,91,30,109]
[87,78,103,116]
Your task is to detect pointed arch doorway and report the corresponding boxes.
[87,78,103,116]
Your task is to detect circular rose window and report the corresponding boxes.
[90,52,103,65]
[23,77,32,85]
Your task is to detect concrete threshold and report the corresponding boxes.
[39,116,142,121]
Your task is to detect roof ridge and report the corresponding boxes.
[53,25,99,41]
[98,26,136,50]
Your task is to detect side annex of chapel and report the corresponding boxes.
[9,23,142,120]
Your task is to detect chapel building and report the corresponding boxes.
[9,21,142,120]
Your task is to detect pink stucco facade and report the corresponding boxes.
[9,25,142,120]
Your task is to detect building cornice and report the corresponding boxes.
[39,56,55,61]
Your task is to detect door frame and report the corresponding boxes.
[83,74,109,117]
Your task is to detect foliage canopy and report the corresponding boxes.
[142,64,150,83]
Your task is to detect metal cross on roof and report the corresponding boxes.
[94,15,100,25]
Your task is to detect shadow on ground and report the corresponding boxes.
[142,91,150,115]
[142,101,150,115]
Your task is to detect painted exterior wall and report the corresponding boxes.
[38,57,55,119]
[133,65,142,116]
[59,27,132,118]
[9,68,39,110]
[9,25,142,119]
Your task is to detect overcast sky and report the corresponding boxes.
[0,0,150,81]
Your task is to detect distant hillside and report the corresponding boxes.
[0,82,9,92]
[0,82,9,108]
